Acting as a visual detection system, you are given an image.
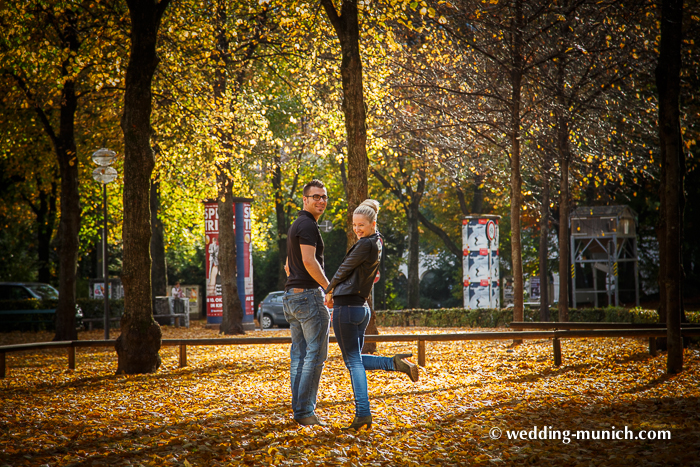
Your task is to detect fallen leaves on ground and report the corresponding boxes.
[1,323,699,466]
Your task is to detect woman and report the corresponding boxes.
[207,236,219,293]
[324,199,419,431]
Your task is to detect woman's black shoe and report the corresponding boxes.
[393,353,419,382]
[342,415,372,431]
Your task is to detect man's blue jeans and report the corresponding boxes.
[332,305,395,417]
[283,288,330,420]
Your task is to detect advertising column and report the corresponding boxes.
[235,200,255,320]
[204,198,255,325]
[204,201,222,321]
[462,215,501,310]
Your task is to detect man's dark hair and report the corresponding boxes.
[303,179,325,196]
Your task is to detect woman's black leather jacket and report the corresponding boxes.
[325,232,382,300]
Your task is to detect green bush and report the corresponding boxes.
[548,306,660,324]
[375,308,520,328]
[374,306,677,328]
[76,298,124,320]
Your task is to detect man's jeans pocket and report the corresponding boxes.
[284,293,308,320]
[284,290,328,322]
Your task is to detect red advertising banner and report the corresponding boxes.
[205,202,222,317]
[203,199,254,323]
[239,201,254,317]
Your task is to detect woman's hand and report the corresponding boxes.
[324,293,334,309]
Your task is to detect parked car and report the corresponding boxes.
[0,282,84,331]
[0,282,61,300]
[256,291,288,329]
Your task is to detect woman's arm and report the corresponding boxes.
[325,239,372,293]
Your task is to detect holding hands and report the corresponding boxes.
[324,292,333,309]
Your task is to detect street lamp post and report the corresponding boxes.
[91,148,118,340]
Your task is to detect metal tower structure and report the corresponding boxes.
[570,205,640,308]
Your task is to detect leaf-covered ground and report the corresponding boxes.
[1,323,699,466]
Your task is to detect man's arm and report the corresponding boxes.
[300,244,329,289]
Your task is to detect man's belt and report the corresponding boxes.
[287,287,322,293]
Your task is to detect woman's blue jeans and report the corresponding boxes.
[332,305,395,417]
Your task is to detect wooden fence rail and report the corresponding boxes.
[509,322,700,363]
[2,329,700,378]
[509,321,700,330]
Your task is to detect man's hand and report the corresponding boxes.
[324,293,333,309]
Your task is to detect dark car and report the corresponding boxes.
[256,291,288,329]
[0,282,61,300]
[0,282,83,331]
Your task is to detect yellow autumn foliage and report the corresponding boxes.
[1,323,699,466]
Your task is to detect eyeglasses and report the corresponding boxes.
[304,194,330,202]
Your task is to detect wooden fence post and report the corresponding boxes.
[179,344,187,368]
[553,337,562,366]
[68,344,75,370]
[418,340,426,367]
[648,337,657,356]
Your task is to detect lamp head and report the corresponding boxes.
[92,167,118,184]
[91,148,116,167]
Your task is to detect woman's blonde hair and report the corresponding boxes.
[353,199,380,223]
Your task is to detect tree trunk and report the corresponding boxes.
[557,131,570,322]
[406,165,426,309]
[273,160,288,291]
[116,0,171,375]
[406,203,421,309]
[150,179,167,299]
[472,174,485,214]
[41,12,82,342]
[214,0,247,335]
[218,174,245,335]
[655,215,668,350]
[321,0,375,350]
[53,78,80,341]
[555,34,571,323]
[320,0,368,250]
[456,184,470,216]
[509,0,525,340]
[36,180,57,284]
[656,0,685,374]
[656,180,667,325]
[656,134,668,350]
[539,168,550,321]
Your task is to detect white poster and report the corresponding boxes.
[463,216,501,309]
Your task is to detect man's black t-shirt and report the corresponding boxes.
[285,210,325,290]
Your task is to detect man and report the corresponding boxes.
[283,179,332,426]
[171,281,185,299]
